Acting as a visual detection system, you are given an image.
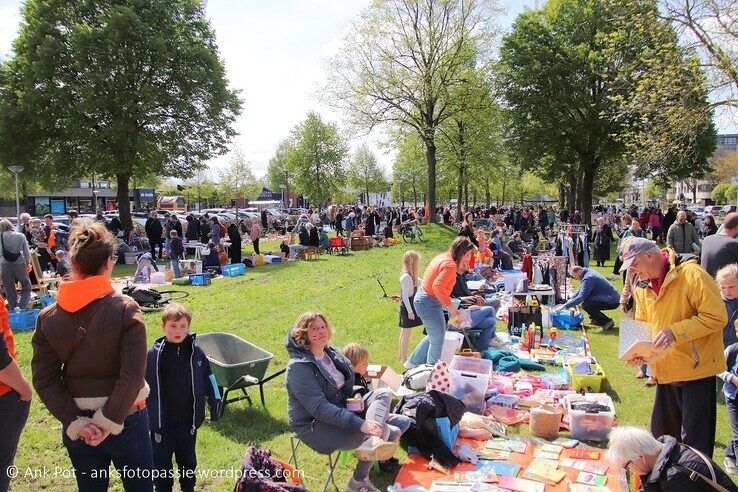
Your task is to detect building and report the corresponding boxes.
[665,133,738,204]
[1,180,157,217]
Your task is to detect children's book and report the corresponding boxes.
[477,449,511,460]
[569,448,600,460]
[429,481,473,492]
[497,476,546,492]
[568,485,612,492]
[485,438,528,454]
[561,459,609,475]
[539,443,564,455]
[618,341,667,365]
[553,437,580,448]
[522,460,567,485]
[533,449,561,460]
[475,460,521,478]
[455,470,498,484]
[576,472,608,486]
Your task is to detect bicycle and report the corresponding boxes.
[400,222,424,243]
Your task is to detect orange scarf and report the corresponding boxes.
[57,275,114,313]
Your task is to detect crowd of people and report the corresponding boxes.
[4,200,738,492]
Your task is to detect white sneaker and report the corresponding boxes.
[403,359,416,370]
[354,436,398,462]
[345,477,381,492]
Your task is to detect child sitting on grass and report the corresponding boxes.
[719,316,738,475]
[342,342,406,473]
[146,304,221,492]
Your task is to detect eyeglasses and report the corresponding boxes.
[111,255,118,263]
[622,459,633,470]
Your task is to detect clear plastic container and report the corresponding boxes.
[440,332,464,362]
[565,393,615,442]
[449,355,492,375]
[448,355,492,414]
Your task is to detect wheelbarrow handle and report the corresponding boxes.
[226,375,259,392]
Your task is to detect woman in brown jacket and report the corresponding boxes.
[32,222,152,491]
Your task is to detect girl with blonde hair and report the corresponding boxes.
[398,251,422,361]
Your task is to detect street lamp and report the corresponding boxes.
[7,166,23,222]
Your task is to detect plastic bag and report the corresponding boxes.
[552,311,585,329]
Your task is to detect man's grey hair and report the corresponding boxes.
[607,427,663,467]
[19,213,31,222]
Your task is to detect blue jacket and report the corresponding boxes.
[145,333,221,431]
[284,328,364,438]
[564,268,620,308]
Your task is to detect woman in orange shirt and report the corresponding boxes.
[405,237,475,368]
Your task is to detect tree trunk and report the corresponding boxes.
[567,174,577,214]
[559,182,565,210]
[456,166,464,223]
[485,177,490,208]
[412,176,418,207]
[502,178,507,205]
[580,163,596,226]
[424,134,438,223]
[464,182,469,211]
[116,173,133,235]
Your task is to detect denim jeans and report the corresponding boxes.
[408,289,447,366]
[468,306,497,352]
[63,409,154,492]
[171,260,180,279]
[151,420,197,492]
[0,391,30,492]
[727,397,738,461]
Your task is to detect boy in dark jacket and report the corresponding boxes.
[168,230,184,278]
[146,304,221,492]
[720,317,738,475]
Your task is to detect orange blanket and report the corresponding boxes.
[394,438,628,491]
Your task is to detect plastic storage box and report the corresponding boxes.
[448,355,492,414]
[440,331,464,363]
[565,393,615,442]
[189,273,212,286]
[10,308,40,331]
[566,360,606,392]
[221,263,245,277]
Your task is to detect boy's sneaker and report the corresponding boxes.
[354,436,398,462]
[403,359,416,370]
[345,477,381,492]
[726,457,738,476]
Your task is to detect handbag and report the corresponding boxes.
[669,444,732,492]
[1,232,21,262]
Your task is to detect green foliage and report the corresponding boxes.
[290,112,348,208]
[0,0,241,229]
[266,137,297,195]
[712,182,732,204]
[325,0,499,220]
[392,133,428,205]
[497,0,714,222]
[348,144,389,199]
[218,147,261,203]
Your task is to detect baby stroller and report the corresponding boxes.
[328,236,349,255]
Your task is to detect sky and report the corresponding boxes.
[0,0,733,182]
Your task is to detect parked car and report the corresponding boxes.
[687,205,704,219]
[721,205,738,216]
[704,205,720,215]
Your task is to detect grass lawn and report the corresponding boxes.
[11,224,735,490]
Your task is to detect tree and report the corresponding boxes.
[325,0,498,222]
[348,144,389,202]
[219,146,261,212]
[290,112,348,208]
[266,137,297,207]
[0,0,241,232]
[660,0,738,109]
[392,133,428,206]
[498,0,714,224]
[711,150,738,182]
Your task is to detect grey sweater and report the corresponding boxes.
[0,231,30,264]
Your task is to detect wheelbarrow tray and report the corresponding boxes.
[196,332,283,413]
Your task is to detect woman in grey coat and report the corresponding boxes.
[0,219,32,309]
[285,312,410,492]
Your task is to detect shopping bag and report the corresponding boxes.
[426,360,451,393]
[508,306,542,336]
[551,311,584,329]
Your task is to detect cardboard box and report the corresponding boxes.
[366,364,403,394]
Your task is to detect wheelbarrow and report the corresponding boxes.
[196,332,285,416]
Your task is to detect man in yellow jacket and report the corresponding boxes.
[620,237,727,457]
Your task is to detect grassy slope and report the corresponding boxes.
[12,224,734,490]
